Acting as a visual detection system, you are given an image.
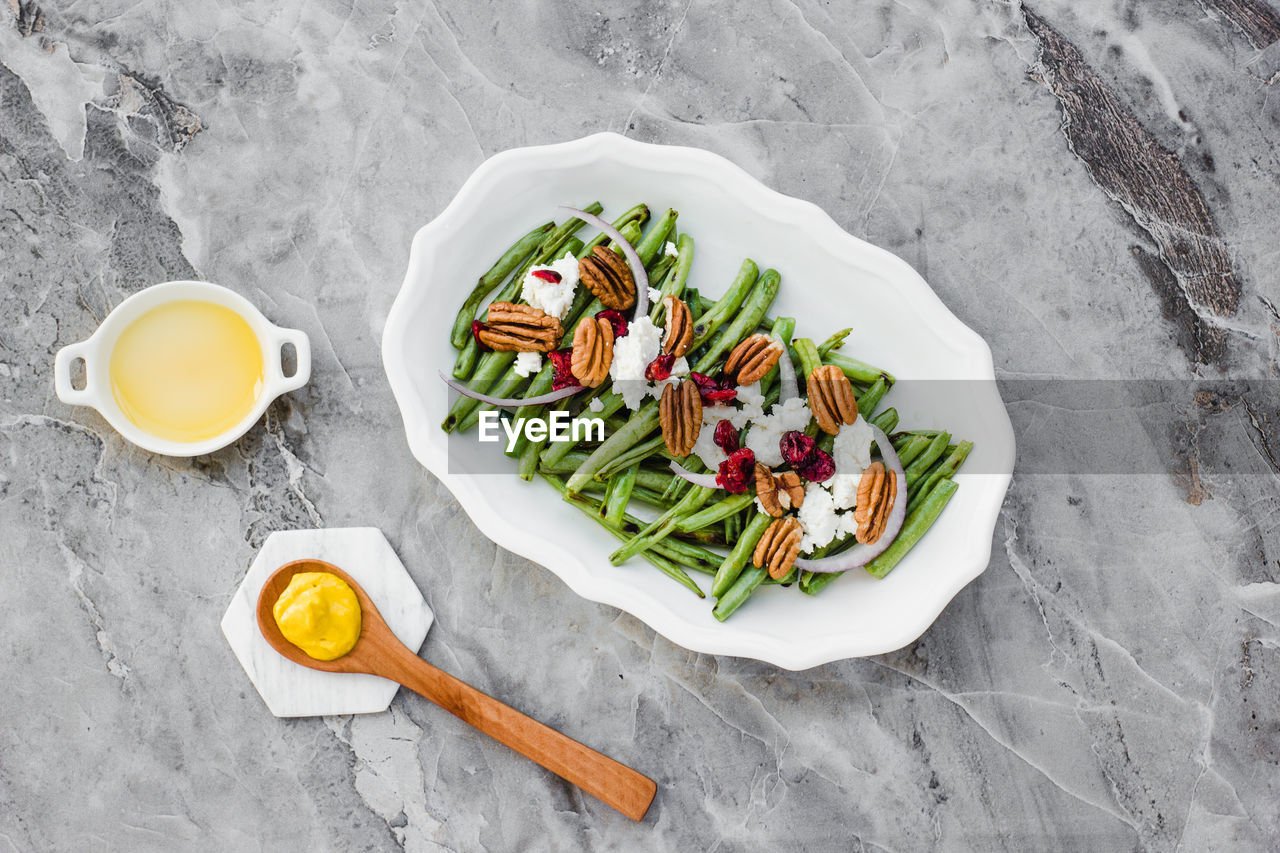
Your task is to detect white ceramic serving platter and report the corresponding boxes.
[383,133,1014,669]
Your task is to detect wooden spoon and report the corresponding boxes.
[256,559,657,821]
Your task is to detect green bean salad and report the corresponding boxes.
[440,203,971,621]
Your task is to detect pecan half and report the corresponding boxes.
[578,245,636,310]
[570,315,614,387]
[754,463,806,517]
[662,295,693,357]
[753,516,803,580]
[476,302,563,352]
[725,334,783,385]
[853,461,898,544]
[659,379,702,457]
[807,364,858,435]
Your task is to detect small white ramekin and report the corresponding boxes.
[53,280,311,457]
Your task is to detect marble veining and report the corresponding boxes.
[2,1,1279,850]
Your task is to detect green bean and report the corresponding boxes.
[596,435,666,480]
[713,563,768,621]
[758,317,797,396]
[518,433,545,481]
[816,328,851,358]
[456,370,535,433]
[624,484,663,507]
[661,467,692,503]
[634,468,674,493]
[565,401,660,494]
[870,407,899,434]
[724,511,741,543]
[454,213,636,431]
[540,392,623,467]
[633,208,678,266]
[443,351,517,430]
[685,287,703,322]
[545,474,704,597]
[609,480,714,565]
[692,269,781,373]
[452,337,480,380]
[582,203,650,256]
[903,432,950,488]
[687,259,759,352]
[856,376,889,420]
[907,441,971,512]
[866,479,958,578]
[893,435,932,467]
[825,351,895,386]
[651,233,694,322]
[537,450,591,474]
[604,464,638,525]
[792,338,823,380]
[677,493,755,532]
[802,477,960,595]
[614,221,643,256]
[503,362,557,458]
[711,512,772,598]
[450,222,553,348]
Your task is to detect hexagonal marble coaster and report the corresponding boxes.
[221,527,433,717]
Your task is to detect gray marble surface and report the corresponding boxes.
[3,0,1279,849]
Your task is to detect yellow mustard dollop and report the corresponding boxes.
[272,572,362,661]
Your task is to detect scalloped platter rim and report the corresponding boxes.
[382,132,1015,670]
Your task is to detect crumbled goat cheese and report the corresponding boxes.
[693,406,732,470]
[734,382,766,426]
[823,417,875,509]
[828,474,859,510]
[832,416,874,477]
[798,482,840,552]
[648,286,662,303]
[664,241,679,258]
[609,316,663,411]
[587,397,605,413]
[745,397,812,467]
[513,351,543,378]
[522,252,579,320]
[836,509,860,541]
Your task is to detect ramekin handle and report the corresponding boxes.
[53,340,96,406]
[267,326,311,393]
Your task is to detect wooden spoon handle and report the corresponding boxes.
[380,645,656,821]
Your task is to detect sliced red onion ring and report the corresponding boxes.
[439,370,583,408]
[793,427,906,573]
[774,334,798,402]
[558,205,650,317]
[668,460,720,488]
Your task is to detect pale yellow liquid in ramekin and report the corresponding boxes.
[109,300,265,443]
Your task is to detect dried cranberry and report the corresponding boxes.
[645,353,675,381]
[690,371,737,404]
[779,430,817,468]
[716,448,756,494]
[471,320,489,349]
[548,349,577,390]
[595,309,628,339]
[530,268,562,284]
[796,448,835,483]
[713,419,740,454]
